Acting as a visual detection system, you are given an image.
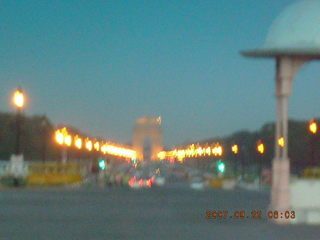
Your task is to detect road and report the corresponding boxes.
[0,185,319,240]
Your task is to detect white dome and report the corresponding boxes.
[265,0,320,49]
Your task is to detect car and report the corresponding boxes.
[190,177,205,190]
[154,176,165,186]
[128,176,154,189]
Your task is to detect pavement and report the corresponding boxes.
[0,185,320,240]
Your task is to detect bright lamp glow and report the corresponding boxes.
[13,89,25,108]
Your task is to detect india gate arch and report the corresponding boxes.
[132,117,163,161]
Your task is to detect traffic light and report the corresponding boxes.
[98,159,106,170]
[131,158,137,164]
[217,160,225,173]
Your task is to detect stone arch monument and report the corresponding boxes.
[132,117,163,161]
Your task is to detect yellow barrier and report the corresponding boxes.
[207,178,223,188]
[27,163,85,185]
[302,167,320,179]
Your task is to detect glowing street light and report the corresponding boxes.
[205,147,211,155]
[231,144,239,154]
[257,141,265,155]
[157,151,166,160]
[55,129,64,145]
[101,144,108,154]
[74,136,82,149]
[94,141,100,151]
[12,88,25,109]
[54,128,72,146]
[309,119,317,134]
[85,139,93,151]
[64,134,72,147]
[212,143,223,156]
[278,137,285,148]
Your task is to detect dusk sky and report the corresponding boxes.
[1,0,320,147]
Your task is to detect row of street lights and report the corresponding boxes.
[157,143,224,162]
[54,127,137,161]
[7,86,319,165]
[159,140,267,162]
[165,119,318,178]
[9,87,138,162]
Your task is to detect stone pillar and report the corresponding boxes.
[271,57,305,223]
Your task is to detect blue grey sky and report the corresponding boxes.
[1,0,320,147]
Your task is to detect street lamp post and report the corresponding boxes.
[12,88,25,155]
[256,140,265,188]
[309,119,318,167]
[41,116,49,162]
[11,88,26,187]
[231,144,239,177]
[239,145,246,180]
[55,128,71,163]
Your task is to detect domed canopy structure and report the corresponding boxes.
[241,1,320,223]
[242,0,320,58]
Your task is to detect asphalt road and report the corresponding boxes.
[1,185,319,240]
